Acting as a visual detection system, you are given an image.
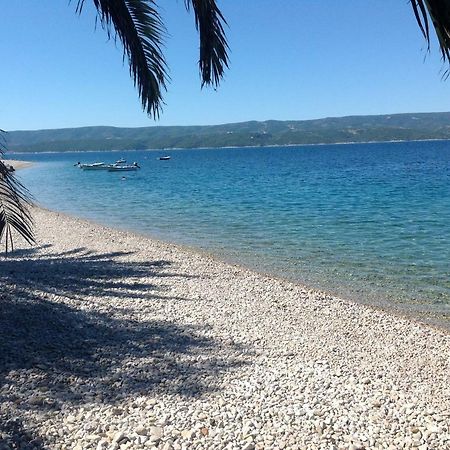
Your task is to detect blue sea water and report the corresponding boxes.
[14,141,450,325]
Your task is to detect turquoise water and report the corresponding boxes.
[14,141,450,325]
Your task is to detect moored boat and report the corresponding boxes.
[158,155,171,160]
[77,160,141,172]
[79,162,111,170]
[108,162,140,172]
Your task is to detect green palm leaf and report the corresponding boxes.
[76,0,229,117]
[0,135,35,252]
[76,0,170,117]
[184,0,229,87]
[411,0,450,64]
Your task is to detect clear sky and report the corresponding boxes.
[1,0,450,130]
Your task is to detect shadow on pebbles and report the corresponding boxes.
[1,209,449,449]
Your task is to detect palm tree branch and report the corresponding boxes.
[77,0,169,117]
[184,0,229,87]
[0,157,35,253]
[411,0,450,61]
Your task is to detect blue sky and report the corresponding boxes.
[1,0,450,130]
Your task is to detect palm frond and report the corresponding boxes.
[0,158,35,253]
[411,0,450,62]
[77,0,169,117]
[184,0,229,87]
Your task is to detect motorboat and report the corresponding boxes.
[108,162,140,172]
[77,160,141,172]
[79,162,111,170]
[158,156,171,160]
[116,158,126,164]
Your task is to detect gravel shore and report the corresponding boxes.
[1,207,449,450]
[0,159,34,170]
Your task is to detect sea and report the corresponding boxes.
[12,140,450,328]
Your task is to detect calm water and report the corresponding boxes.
[14,141,450,325]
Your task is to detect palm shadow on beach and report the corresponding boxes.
[0,245,248,446]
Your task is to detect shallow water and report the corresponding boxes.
[14,141,450,325]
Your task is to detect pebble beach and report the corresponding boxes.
[1,207,449,450]
[0,160,34,170]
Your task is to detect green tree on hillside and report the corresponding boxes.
[1,0,449,250]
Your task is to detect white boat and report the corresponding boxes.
[108,163,140,172]
[77,160,141,172]
[116,158,126,164]
[80,162,111,170]
[158,155,171,160]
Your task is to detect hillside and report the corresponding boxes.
[5,112,450,152]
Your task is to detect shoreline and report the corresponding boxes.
[1,206,449,448]
[0,158,34,169]
[6,157,450,331]
[6,136,450,155]
[37,205,450,335]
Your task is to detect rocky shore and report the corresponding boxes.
[1,207,449,449]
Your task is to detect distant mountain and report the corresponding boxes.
[6,112,450,153]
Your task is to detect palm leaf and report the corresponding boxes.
[0,143,35,253]
[76,0,169,117]
[411,0,450,63]
[184,0,229,87]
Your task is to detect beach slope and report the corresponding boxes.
[0,159,33,170]
[1,207,449,449]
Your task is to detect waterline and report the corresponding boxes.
[16,140,450,327]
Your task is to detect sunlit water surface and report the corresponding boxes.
[15,141,450,327]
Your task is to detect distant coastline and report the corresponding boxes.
[6,111,450,153]
[7,137,450,156]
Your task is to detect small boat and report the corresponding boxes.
[116,158,126,164]
[108,163,140,172]
[158,156,171,160]
[77,160,141,172]
[80,162,111,170]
